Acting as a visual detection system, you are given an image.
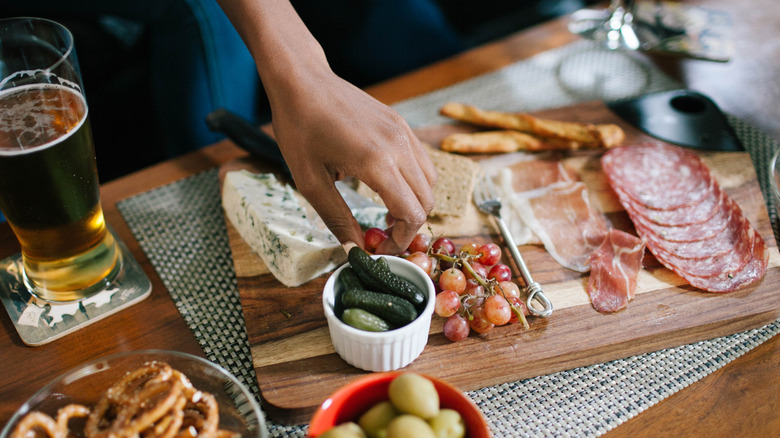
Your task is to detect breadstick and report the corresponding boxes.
[440,102,624,148]
[441,131,583,153]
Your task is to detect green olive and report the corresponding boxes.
[429,409,466,438]
[388,373,440,419]
[385,415,436,438]
[358,401,398,438]
[319,422,366,438]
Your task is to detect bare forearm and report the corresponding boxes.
[216,0,329,108]
[215,0,437,253]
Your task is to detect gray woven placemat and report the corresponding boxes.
[117,40,780,437]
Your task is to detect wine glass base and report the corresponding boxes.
[568,8,642,51]
[569,1,733,62]
[0,228,152,346]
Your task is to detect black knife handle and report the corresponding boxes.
[205,108,292,178]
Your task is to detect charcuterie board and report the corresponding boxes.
[220,101,780,425]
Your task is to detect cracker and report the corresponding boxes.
[356,144,479,218]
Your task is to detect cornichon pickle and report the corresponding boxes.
[341,308,391,332]
[347,247,426,306]
[339,267,364,290]
[341,288,418,328]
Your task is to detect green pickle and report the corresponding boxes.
[340,288,417,327]
[341,308,391,332]
[347,247,426,306]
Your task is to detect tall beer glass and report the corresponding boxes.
[0,18,121,302]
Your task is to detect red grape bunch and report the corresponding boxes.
[363,228,531,342]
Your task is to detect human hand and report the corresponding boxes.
[217,0,436,254]
[268,70,437,255]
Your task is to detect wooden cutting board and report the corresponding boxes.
[219,101,780,425]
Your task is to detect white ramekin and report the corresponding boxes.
[322,255,435,372]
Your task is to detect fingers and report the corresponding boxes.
[410,133,438,188]
[362,167,431,255]
[295,175,366,249]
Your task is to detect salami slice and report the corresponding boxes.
[665,229,769,293]
[630,197,743,260]
[619,180,723,227]
[648,212,753,279]
[602,143,768,293]
[602,142,714,210]
[626,195,733,243]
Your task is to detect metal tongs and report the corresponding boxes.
[473,173,553,318]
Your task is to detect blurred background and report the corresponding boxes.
[3,0,597,182]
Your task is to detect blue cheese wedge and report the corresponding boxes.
[222,170,346,287]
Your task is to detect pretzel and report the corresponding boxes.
[12,361,237,438]
[56,404,91,432]
[105,361,174,402]
[10,411,62,438]
[178,388,219,438]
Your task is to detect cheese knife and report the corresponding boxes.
[205,107,292,179]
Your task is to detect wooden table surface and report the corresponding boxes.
[1,0,778,435]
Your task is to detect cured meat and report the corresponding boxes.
[587,229,646,313]
[625,194,732,243]
[618,181,724,227]
[510,181,609,272]
[479,152,577,192]
[602,142,715,210]
[481,152,610,272]
[602,143,768,293]
[633,197,744,260]
[480,152,577,245]
[653,224,769,292]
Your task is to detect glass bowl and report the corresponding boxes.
[0,349,267,438]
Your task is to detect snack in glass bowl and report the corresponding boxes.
[1,350,267,438]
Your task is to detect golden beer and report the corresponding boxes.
[0,84,120,301]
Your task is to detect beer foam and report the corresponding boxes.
[0,82,88,156]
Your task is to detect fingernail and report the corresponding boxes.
[342,241,358,254]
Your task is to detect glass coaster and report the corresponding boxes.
[0,231,152,346]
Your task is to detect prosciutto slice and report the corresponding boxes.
[481,152,610,272]
[481,152,578,245]
[602,143,768,293]
[511,181,609,272]
[587,229,646,313]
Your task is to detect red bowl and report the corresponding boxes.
[308,372,491,437]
